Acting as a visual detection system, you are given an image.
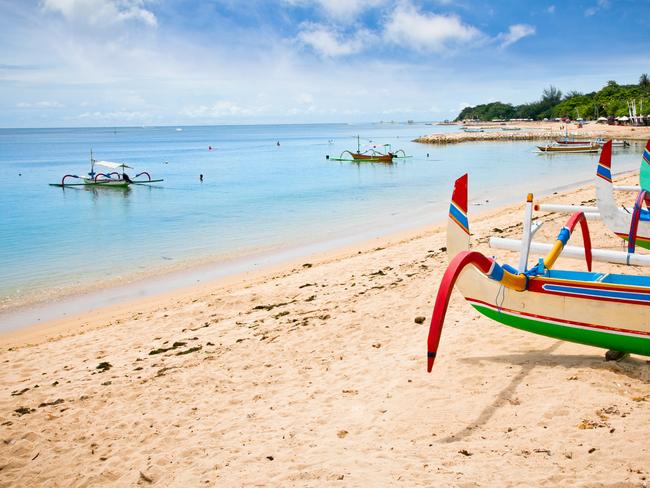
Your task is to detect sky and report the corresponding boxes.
[0,0,649,127]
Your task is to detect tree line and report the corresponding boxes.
[455,74,650,121]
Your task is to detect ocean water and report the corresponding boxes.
[0,123,644,320]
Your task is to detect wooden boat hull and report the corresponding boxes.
[595,140,650,250]
[427,173,650,369]
[538,144,599,153]
[555,140,592,145]
[469,298,649,355]
[84,178,130,188]
[350,153,394,162]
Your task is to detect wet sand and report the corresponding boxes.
[0,173,649,487]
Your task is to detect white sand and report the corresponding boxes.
[0,174,648,487]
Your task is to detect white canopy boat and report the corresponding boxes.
[50,152,164,188]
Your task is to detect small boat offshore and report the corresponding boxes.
[50,151,163,188]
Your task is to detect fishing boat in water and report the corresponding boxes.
[50,151,164,188]
[331,136,407,163]
[595,137,630,147]
[537,142,600,153]
[426,173,650,371]
[554,139,594,145]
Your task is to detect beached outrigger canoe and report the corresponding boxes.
[49,151,164,188]
[596,140,650,251]
[426,173,650,371]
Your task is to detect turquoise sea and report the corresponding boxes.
[0,123,643,328]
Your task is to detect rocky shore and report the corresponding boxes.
[414,121,650,145]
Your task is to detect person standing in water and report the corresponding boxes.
[199,174,203,182]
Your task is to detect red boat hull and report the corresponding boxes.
[350,152,394,162]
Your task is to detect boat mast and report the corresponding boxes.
[357,135,360,153]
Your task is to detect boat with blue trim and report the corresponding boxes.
[596,140,650,250]
[426,173,650,371]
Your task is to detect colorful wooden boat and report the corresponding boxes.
[595,137,629,147]
[426,173,650,371]
[50,152,164,188]
[349,151,394,162]
[555,139,593,145]
[595,140,650,251]
[332,136,408,163]
[538,142,600,153]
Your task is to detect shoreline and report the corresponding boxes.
[0,222,441,348]
[0,165,635,342]
[414,121,650,144]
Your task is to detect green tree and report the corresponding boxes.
[542,85,562,104]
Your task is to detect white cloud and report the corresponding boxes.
[76,110,153,121]
[498,24,535,48]
[182,101,265,118]
[17,100,65,108]
[585,0,609,16]
[296,92,314,104]
[297,23,374,57]
[384,2,482,52]
[41,0,157,27]
[286,0,387,21]
[547,5,556,13]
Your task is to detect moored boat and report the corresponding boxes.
[595,137,629,147]
[332,135,408,163]
[538,142,600,153]
[554,140,593,145]
[50,151,164,188]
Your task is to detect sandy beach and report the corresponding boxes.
[1,173,649,487]
[415,121,650,144]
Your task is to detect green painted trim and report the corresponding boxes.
[471,304,650,357]
[620,236,650,251]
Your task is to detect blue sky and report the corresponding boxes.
[0,0,648,127]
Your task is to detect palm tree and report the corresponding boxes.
[640,73,650,91]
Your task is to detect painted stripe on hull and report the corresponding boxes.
[597,164,612,182]
[449,203,469,234]
[468,301,650,357]
[527,274,650,296]
[541,284,650,304]
[614,233,650,250]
